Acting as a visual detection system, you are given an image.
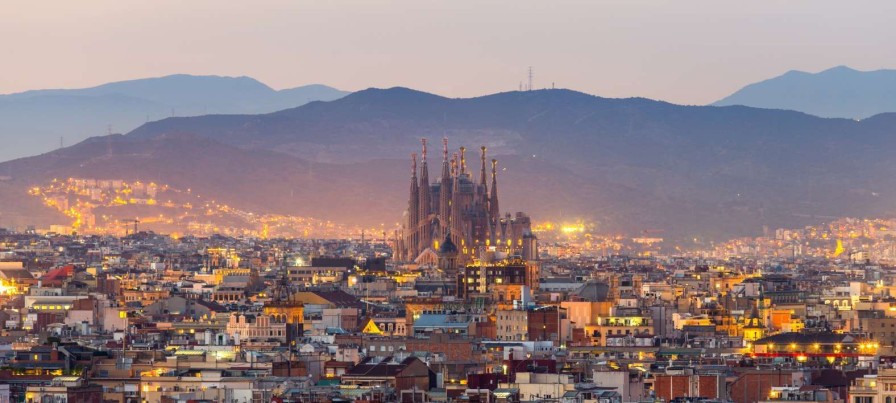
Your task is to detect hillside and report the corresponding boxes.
[0,75,349,162]
[713,66,896,119]
[4,87,896,242]
[0,133,643,238]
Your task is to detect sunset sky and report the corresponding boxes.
[2,0,894,104]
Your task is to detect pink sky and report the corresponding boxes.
[2,0,895,104]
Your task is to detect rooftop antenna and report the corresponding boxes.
[528,66,533,91]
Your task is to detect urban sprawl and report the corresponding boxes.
[1,142,896,403]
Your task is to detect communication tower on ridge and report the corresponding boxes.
[528,66,533,91]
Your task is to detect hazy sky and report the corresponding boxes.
[2,0,895,104]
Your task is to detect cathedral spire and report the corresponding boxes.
[420,138,430,190]
[451,153,462,246]
[439,137,451,238]
[479,146,488,187]
[459,147,467,175]
[489,159,499,226]
[407,153,420,260]
[419,138,432,251]
[411,152,417,179]
[440,138,450,180]
[442,137,449,161]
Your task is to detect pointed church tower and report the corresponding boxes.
[407,153,419,260]
[451,153,462,249]
[418,138,432,251]
[438,230,459,274]
[478,146,491,245]
[479,146,489,207]
[743,305,766,342]
[757,283,769,330]
[489,159,500,234]
[479,147,488,190]
[439,138,452,239]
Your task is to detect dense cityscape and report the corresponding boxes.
[0,140,894,403]
[4,2,895,403]
[28,178,357,240]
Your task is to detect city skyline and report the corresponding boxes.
[3,0,895,104]
[3,2,896,403]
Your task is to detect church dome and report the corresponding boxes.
[439,234,458,255]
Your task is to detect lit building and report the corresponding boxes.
[848,363,896,403]
[262,272,304,346]
[750,332,878,365]
[498,372,576,402]
[139,370,256,403]
[653,368,725,403]
[590,315,654,346]
[496,308,529,341]
[396,138,537,265]
[456,256,538,302]
[0,262,36,294]
[743,307,767,342]
[759,385,843,403]
[769,308,806,333]
[360,317,408,337]
[850,310,896,349]
[226,313,287,348]
[341,356,434,391]
[24,377,102,403]
[286,265,346,285]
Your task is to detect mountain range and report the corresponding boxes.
[714,66,896,119]
[3,86,896,244]
[0,75,348,162]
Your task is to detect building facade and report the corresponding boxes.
[396,138,537,265]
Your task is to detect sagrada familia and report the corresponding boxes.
[394,138,537,265]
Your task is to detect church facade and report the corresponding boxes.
[395,138,537,265]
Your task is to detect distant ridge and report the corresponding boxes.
[713,66,896,119]
[0,74,349,162]
[1,86,894,242]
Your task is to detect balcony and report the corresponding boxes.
[849,385,877,394]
